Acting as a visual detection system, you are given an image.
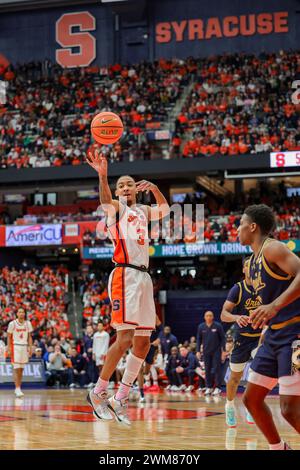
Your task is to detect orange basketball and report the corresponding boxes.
[90,111,123,145]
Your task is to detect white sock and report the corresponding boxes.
[122,353,144,387]
[15,387,21,392]
[269,440,285,450]
[226,399,235,407]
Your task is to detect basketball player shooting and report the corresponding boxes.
[238,204,300,450]
[86,149,170,425]
[7,307,33,398]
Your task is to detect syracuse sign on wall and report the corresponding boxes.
[0,0,297,67]
[156,11,289,44]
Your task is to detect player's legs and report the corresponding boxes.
[225,337,259,426]
[225,370,243,427]
[227,370,244,401]
[243,339,283,446]
[279,371,300,432]
[280,395,300,432]
[108,332,151,424]
[243,381,280,445]
[14,367,23,388]
[87,329,134,421]
[114,333,151,401]
[13,346,27,397]
[137,365,145,401]
[97,329,134,385]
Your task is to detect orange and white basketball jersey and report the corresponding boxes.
[106,203,149,268]
[7,319,33,345]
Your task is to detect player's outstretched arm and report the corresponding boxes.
[250,241,300,329]
[136,180,170,221]
[86,149,119,216]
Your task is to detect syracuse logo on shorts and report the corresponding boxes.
[113,300,121,311]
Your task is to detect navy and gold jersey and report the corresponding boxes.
[227,280,261,337]
[249,238,300,330]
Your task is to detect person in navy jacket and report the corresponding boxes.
[165,346,181,390]
[175,346,199,391]
[159,326,178,359]
[196,311,225,396]
[69,347,88,388]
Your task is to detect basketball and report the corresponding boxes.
[90,111,123,145]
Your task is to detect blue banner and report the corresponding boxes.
[82,239,300,259]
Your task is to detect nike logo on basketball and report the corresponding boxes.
[101,118,116,124]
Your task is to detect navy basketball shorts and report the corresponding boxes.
[248,326,300,395]
[230,335,260,373]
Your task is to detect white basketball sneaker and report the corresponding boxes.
[108,395,131,426]
[87,389,113,421]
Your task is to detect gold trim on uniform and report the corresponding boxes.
[240,332,261,337]
[261,254,291,281]
[243,280,252,294]
[235,282,243,307]
[270,316,300,330]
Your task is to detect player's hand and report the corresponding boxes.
[28,347,32,358]
[221,351,229,362]
[196,352,201,360]
[250,303,278,329]
[86,149,107,176]
[176,366,184,373]
[136,180,158,195]
[235,315,250,328]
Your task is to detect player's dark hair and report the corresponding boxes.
[16,307,27,318]
[244,204,275,235]
[116,175,135,187]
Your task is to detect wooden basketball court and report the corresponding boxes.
[0,389,298,450]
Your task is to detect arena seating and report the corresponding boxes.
[0,59,189,168]
[175,51,299,157]
[0,52,299,169]
[0,266,71,339]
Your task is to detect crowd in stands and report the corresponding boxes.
[0,265,70,338]
[78,270,112,328]
[0,51,298,170]
[0,59,188,168]
[175,50,299,158]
